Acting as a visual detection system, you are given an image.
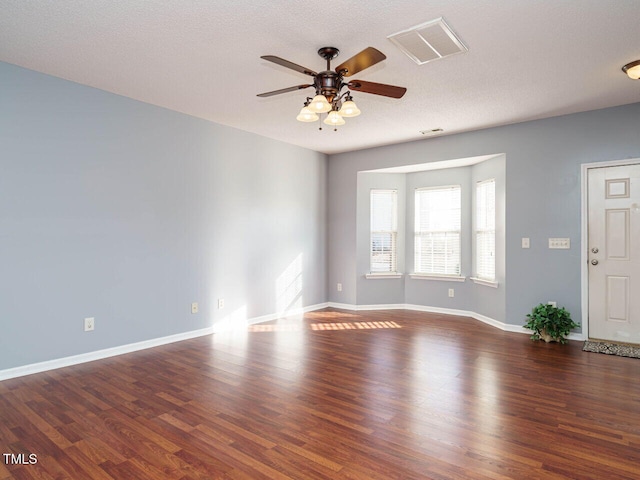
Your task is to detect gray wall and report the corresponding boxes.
[0,62,327,370]
[328,102,640,326]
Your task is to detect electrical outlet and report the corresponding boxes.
[337,283,342,292]
[548,301,557,307]
[191,302,198,314]
[84,317,95,332]
[218,298,225,309]
[522,237,530,249]
[448,288,454,298]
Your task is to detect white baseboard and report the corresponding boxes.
[328,302,407,311]
[2,301,584,381]
[0,302,330,381]
[0,326,214,381]
[325,302,359,311]
[327,302,586,341]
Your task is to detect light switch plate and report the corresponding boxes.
[522,237,530,249]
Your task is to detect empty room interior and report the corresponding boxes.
[2,1,640,479]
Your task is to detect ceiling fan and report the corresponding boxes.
[257,46,407,129]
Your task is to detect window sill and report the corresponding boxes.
[470,277,499,288]
[409,274,466,282]
[365,273,404,279]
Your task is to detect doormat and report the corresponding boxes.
[583,340,640,359]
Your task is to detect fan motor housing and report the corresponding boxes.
[316,71,343,101]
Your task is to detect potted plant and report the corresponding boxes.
[524,303,579,344]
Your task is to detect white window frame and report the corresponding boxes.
[369,189,399,275]
[472,178,498,287]
[413,185,463,278]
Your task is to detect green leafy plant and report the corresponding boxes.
[524,303,580,344]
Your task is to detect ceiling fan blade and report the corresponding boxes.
[335,47,386,77]
[261,55,317,76]
[348,80,407,99]
[257,84,314,98]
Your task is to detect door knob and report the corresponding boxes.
[591,259,599,265]
[591,247,599,254]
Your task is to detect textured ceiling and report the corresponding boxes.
[1,0,639,155]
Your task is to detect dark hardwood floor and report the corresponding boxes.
[1,308,640,479]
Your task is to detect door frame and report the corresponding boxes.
[581,157,640,340]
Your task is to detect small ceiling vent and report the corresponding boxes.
[420,128,444,136]
[388,18,467,65]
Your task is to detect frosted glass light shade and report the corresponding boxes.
[323,110,346,126]
[296,106,319,122]
[339,100,361,117]
[623,60,640,80]
[309,95,332,113]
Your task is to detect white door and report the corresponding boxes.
[588,163,640,343]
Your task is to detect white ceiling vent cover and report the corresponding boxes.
[388,18,467,65]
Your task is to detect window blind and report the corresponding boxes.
[476,179,496,280]
[414,186,461,275]
[370,189,398,273]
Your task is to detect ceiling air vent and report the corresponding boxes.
[420,128,444,136]
[388,17,467,65]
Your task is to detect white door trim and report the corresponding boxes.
[581,157,640,340]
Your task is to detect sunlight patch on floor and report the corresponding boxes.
[311,321,401,331]
[247,320,402,332]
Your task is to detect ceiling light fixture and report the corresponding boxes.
[338,95,361,118]
[622,60,640,80]
[296,100,319,122]
[297,48,363,131]
[308,94,332,113]
[324,109,346,127]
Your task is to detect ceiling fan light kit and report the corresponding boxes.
[622,60,640,80]
[309,94,332,113]
[258,46,406,131]
[338,97,361,117]
[296,104,319,122]
[324,111,346,126]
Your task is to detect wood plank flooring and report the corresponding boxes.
[1,308,640,479]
